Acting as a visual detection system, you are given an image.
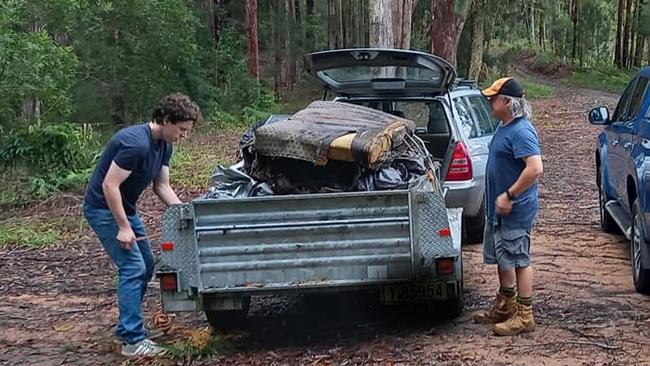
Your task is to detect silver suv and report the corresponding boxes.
[305,48,498,244]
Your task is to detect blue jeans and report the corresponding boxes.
[83,202,154,345]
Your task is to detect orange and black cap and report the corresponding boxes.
[481,77,525,98]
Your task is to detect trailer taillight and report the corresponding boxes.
[159,273,178,291]
[436,258,454,275]
[161,242,174,251]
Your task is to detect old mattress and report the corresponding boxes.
[253,101,415,168]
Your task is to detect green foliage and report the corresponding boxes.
[575,0,615,66]
[0,221,61,249]
[162,332,230,362]
[0,1,79,125]
[0,123,100,200]
[70,0,216,123]
[209,27,279,125]
[569,65,635,93]
[169,130,240,189]
[0,123,98,175]
[520,79,554,98]
[640,6,650,38]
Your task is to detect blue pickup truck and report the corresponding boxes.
[589,66,650,294]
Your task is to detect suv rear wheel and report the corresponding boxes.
[462,199,485,245]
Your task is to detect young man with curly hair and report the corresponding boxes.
[83,93,201,357]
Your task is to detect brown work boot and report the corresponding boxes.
[492,302,535,336]
[473,292,516,324]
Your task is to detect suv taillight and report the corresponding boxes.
[446,142,473,181]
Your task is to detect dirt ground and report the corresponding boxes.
[3,84,650,366]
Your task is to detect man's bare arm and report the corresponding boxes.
[153,166,181,206]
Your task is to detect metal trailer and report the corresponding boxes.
[156,177,463,328]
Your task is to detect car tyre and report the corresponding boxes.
[631,199,650,294]
[462,199,485,245]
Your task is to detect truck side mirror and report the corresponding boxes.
[588,106,610,125]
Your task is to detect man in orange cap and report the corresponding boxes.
[473,77,543,336]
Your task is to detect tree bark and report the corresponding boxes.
[214,0,226,48]
[351,0,360,47]
[623,0,633,67]
[616,0,626,67]
[285,0,296,90]
[272,0,283,95]
[369,0,394,48]
[467,1,484,81]
[328,0,344,48]
[361,0,369,46]
[571,0,579,60]
[633,0,645,67]
[430,0,472,67]
[394,0,414,49]
[539,16,546,50]
[336,0,344,47]
[306,0,314,51]
[245,0,259,79]
[530,0,535,44]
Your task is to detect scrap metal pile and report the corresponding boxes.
[206,101,440,199]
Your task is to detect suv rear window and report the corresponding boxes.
[322,66,444,83]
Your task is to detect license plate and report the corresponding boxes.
[383,282,447,304]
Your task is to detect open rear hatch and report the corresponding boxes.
[304,48,457,97]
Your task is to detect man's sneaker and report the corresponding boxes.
[473,291,516,324]
[492,302,535,336]
[121,338,166,357]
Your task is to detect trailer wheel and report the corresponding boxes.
[204,297,250,330]
[439,295,464,319]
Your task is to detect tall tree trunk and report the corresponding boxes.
[295,0,301,24]
[467,1,484,81]
[328,0,344,48]
[336,0,344,47]
[351,0,360,46]
[305,0,314,50]
[571,0,579,60]
[110,95,125,125]
[616,0,626,67]
[393,0,414,49]
[245,0,259,79]
[343,0,351,47]
[633,0,645,67]
[629,0,638,67]
[430,0,472,67]
[530,0,535,44]
[21,97,42,125]
[369,0,394,48]
[214,0,226,48]
[484,17,493,54]
[328,0,335,48]
[272,0,283,95]
[539,16,546,50]
[285,0,296,90]
[361,0,369,46]
[623,0,633,67]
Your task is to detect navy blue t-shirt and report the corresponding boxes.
[84,123,172,216]
[485,117,541,230]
